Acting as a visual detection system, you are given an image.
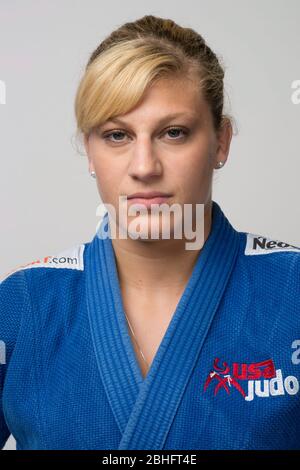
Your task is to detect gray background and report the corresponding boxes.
[1,0,299,450]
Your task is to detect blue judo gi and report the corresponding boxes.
[1,200,300,450]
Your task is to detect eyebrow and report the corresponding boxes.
[105,112,197,127]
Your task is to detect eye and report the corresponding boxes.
[102,126,188,143]
[165,127,188,139]
[103,130,127,142]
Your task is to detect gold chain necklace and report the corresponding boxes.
[124,310,149,369]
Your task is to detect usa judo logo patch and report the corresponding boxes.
[204,358,276,398]
[204,339,300,401]
[204,357,300,401]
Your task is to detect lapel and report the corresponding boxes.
[85,200,241,449]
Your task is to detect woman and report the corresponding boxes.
[1,15,300,451]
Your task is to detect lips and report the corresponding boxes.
[125,191,172,209]
[127,191,171,199]
[127,196,171,208]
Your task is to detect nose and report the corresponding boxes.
[127,137,162,181]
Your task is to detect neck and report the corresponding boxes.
[111,201,213,293]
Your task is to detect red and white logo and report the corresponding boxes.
[204,358,299,401]
[204,357,276,399]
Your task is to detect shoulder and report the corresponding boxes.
[0,241,89,347]
[0,241,88,287]
[238,230,300,283]
[0,241,90,317]
[243,232,300,258]
[0,241,91,369]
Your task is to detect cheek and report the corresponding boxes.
[96,173,120,203]
[93,158,124,201]
[171,151,213,196]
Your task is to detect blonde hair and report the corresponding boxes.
[74,15,235,143]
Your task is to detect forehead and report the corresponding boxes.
[105,78,208,126]
[142,76,205,111]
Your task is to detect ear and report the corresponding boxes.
[213,118,233,168]
[83,133,89,156]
